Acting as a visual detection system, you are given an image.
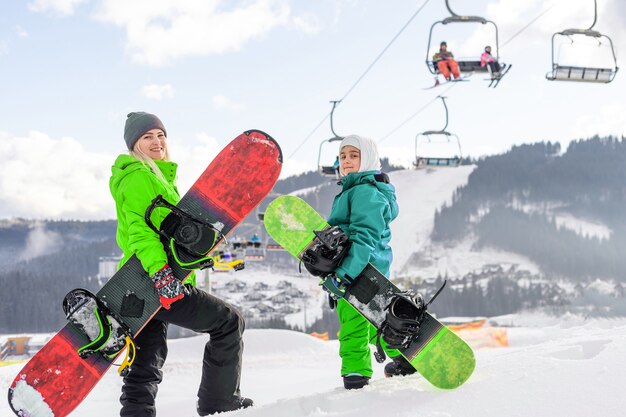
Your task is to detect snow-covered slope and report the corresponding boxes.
[2,315,626,417]
[388,167,474,275]
[387,167,542,278]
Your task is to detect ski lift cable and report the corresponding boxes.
[500,1,560,50]
[378,1,561,146]
[286,113,330,160]
[286,0,432,160]
[377,82,458,144]
[338,0,432,103]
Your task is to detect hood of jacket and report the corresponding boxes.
[339,171,399,219]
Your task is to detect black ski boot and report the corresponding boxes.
[197,397,253,416]
[384,355,417,378]
[342,374,370,390]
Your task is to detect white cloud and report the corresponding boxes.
[0,130,238,219]
[169,133,222,193]
[95,0,291,66]
[16,26,29,38]
[569,103,626,139]
[280,158,315,179]
[212,94,245,111]
[18,222,61,261]
[28,0,89,16]
[292,14,321,35]
[486,0,624,47]
[0,131,115,219]
[142,84,175,100]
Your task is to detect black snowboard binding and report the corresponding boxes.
[373,280,447,363]
[63,289,136,376]
[145,195,224,270]
[300,226,351,277]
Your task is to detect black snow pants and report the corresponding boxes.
[119,285,245,417]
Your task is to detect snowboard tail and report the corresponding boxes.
[263,195,475,389]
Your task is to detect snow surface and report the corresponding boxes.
[387,166,475,275]
[204,267,326,330]
[553,213,612,241]
[384,167,542,279]
[2,313,626,417]
[509,200,613,241]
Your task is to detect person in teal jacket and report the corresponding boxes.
[110,112,252,416]
[327,134,403,389]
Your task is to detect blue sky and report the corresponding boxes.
[1,0,625,219]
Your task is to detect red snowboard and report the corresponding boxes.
[8,130,282,417]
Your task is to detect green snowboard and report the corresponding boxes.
[263,195,475,389]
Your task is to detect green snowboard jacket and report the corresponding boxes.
[328,171,399,280]
[110,154,195,285]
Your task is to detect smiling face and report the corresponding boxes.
[135,128,167,160]
[340,145,361,175]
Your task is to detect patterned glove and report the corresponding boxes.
[320,274,348,299]
[336,272,355,285]
[151,264,186,309]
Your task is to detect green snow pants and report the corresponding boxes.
[336,299,400,377]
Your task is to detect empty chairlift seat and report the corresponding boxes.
[547,65,617,83]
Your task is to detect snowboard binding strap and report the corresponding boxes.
[63,289,137,375]
[146,195,224,270]
[116,335,136,377]
[373,280,447,363]
[299,226,351,277]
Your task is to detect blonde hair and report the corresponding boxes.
[130,141,171,183]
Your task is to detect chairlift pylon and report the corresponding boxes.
[426,0,507,85]
[317,100,344,178]
[546,0,618,83]
[414,96,462,168]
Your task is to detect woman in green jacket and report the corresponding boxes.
[110,112,252,416]
[328,134,412,389]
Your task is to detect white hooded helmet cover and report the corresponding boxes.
[339,134,381,176]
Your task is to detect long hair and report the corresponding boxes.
[130,142,171,183]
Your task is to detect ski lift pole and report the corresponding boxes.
[444,0,459,17]
[588,0,598,31]
[437,96,449,133]
[329,100,342,139]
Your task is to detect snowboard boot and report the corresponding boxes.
[342,373,370,390]
[384,355,417,378]
[197,397,253,416]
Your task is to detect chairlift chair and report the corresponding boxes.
[426,0,506,82]
[318,100,344,177]
[546,1,618,83]
[413,96,462,168]
[414,131,462,168]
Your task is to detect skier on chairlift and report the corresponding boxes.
[481,45,501,77]
[433,41,460,82]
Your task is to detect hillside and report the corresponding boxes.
[2,136,626,334]
[430,136,626,282]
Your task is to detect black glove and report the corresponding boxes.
[151,264,186,309]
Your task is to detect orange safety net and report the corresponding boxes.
[448,320,509,349]
[310,332,330,341]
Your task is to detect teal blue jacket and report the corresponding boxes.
[328,171,399,280]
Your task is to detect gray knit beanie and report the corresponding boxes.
[123,112,167,150]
